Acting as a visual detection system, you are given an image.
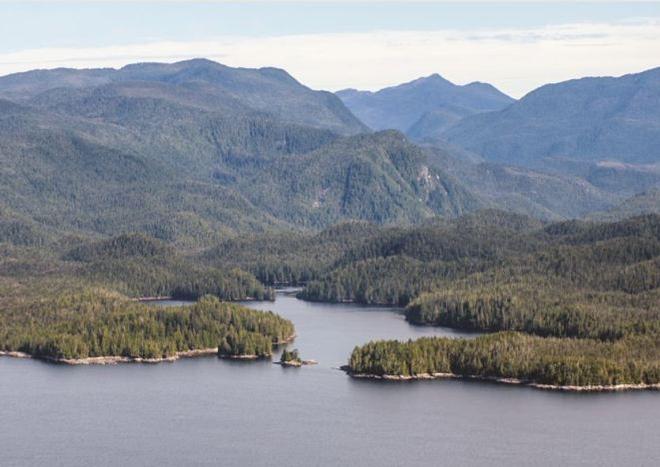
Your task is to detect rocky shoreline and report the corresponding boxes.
[275,359,318,367]
[1,348,219,365]
[276,334,297,345]
[0,333,296,366]
[340,367,660,392]
[220,353,260,360]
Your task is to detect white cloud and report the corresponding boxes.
[1,20,659,97]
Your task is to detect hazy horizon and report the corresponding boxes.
[2,1,660,97]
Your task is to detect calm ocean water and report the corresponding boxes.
[1,292,658,466]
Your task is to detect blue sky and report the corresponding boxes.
[2,2,660,96]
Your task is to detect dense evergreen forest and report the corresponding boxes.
[0,59,658,388]
[1,209,658,387]
[197,211,660,388]
[347,332,659,387]
[297,213,660,305]
[2,233,274,301]
[199,221,383,285]
[0,290,293,360]
[290,213,658,388]
[0,232,285,361]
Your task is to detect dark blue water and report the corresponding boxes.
[1,292,658,466]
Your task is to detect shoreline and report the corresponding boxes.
[276,333,296,345]
[132,296,173,302]
[341,368,660,392]
[1,348,219,365]
[0,333,296,366]
[135,296,270,303]
[275,359,318,367]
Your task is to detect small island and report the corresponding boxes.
[276,348,317,367]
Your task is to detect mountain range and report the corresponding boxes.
[0,58,366,135]
[0,59,486,246]
[0,59,658,247]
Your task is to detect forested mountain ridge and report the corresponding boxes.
[337,70,659,219]
[0,98,284,245]
[229,130,485,227]
[443,67,660,168]
[1,58,367,135]
[0,232,274,301]
[424,145,619,220]
[297,213,660,305]
[587,189,660,222]
[0,60,499,243]
[1,60,658,247]
[337,74,514,137]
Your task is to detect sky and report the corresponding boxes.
[1,2,660,97]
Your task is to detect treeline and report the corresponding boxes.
[64,233,173,261]
[66,234,274,301]
[0,291,293,360]
[405,278,660,340]
[348,332,660,387]
[300,213,660,306]
[200,221,382,285]
[299,255,485,306]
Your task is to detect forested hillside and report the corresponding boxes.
[333,213,660,389]
[298,213,660,305]
[443,67,660,168]
[0,233,289,361]
[588,189,660,221]
[425,146,618,219]
[0,60,503,243]
[338,68,659,216]
[228,130,483,227]
[1,58,366,135]
[1,233,274,301]
[2,60,658,243]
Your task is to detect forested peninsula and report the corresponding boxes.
[0,234,290,363]
[0,292,294,363]
[345,333,659,391]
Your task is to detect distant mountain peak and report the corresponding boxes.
[418,73,451,83]
[385,73,454,92]
[336,73,514,137]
